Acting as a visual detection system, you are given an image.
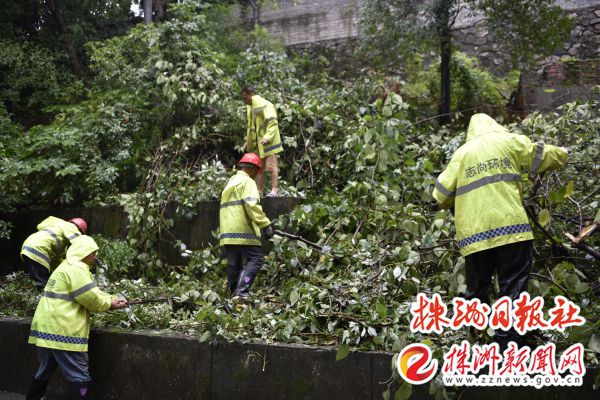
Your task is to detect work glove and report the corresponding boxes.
[262,225,274,240]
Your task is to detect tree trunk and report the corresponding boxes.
[439,34,452,124]
[436,0,452,125]
[248,0,259,27]
[46,0,85,78]
[154,0,167,22]
[143,0,153,25]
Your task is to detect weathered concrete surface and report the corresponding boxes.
[1,317,599,399]
[1,316,394,400]
[211,341,372,399]
[0,392,23,400]
[0,197,300,272]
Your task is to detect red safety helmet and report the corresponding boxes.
[69,218,88,234]
[239,153,262,173]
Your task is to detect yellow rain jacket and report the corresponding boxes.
[219,170,271,246]
[20,216,82,272]
[29,235,113,352]
[433,113,567,256]
[246,95,283,158]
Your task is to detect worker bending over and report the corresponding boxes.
[21,216,88,289]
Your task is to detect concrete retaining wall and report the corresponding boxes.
[0,197,299,272]
[0,317,406,400]
[0,317,598,399]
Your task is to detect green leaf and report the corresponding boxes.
[336,343,350,361]
[568,324,594,342]
[395,382,413,400]
[376,303,387,319]
[538,209,551,227]
[564,181,574,198]
[198,330,212,343]
[289,289,299,306]
[402,220,419,235]
[423,159,434,173]
[382,388,391,400]
[589,334,600,353]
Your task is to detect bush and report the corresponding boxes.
[403,52,519,118]
[93,235,139,281]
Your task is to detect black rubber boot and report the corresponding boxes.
[68,381,92,399]
[234,269,257,297]
[25,378,48,400]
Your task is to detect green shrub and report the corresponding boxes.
[403,52,519,117]
[93,235,139,281]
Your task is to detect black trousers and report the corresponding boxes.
[224,245,264,296]
[465,240,533,348]
[23,256,50,290]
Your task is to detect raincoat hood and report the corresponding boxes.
[37,216,66,230]
[66,235,98,263]
[250,94,269,108]
[466,113,509,142]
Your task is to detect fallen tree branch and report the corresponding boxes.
[530,273,569,295]
[570,242,600,261]
[525,206,570,253]
[565,223,600,261]
[274,229,327,253]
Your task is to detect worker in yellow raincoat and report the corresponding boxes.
[26,235,128,400]
[433,113,568,349]
[219,153,273,302]
[241,86,283,197]
[20,216,88,289]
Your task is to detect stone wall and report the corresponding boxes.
[249,0,600,75]
[255,0,362,46]
[518,58,600,111]
[452,3,600,74]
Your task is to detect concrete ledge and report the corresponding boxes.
[0,317,396,400]
[1,317,598,399]
[0,197,300,270]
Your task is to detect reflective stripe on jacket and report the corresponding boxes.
[28,236,113,352]
[20,216,82,272]
[433,113,567,256]
[246,95,283,158]
[219,171,271,246]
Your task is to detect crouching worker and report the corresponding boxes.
[219,153,274,302]
[21,216,88,289]
[26,235,128,400]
